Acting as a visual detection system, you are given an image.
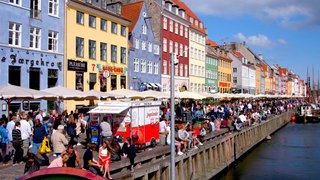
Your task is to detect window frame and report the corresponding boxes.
[100,42,107,61]
[76,11,84,25]
[111,44,117,62]
[29,27,41,49]
[76,37,84,57]
[100,19,107,31]
[48,30,58,52]
[89,15,96,28]
[48,0,59,17]
[88,39,96,59]
[111,22,117,34]
[8,22,21,47]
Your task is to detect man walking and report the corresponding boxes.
[20,113,32,157]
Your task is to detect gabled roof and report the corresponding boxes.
[232,50,244,58]
[206,39,218,47]
[122,1,144,32]
[172,0,206,34]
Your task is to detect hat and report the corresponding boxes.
[58,125,64,130]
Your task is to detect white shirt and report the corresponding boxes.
[6,120,15,141]
[239,114,247,122]
[35,114,43,122]
[159,120,167,133]
[100,121,112,137]
[20,119,32,140]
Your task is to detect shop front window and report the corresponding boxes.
[48,69,58,88]
[111,75,117,90]
[76,72,83,91]
[29,67,40,90]
[120,76,126,89]
[9,66,21,86]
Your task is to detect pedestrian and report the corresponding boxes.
[83,143,102,175]
[159,118,168,146]
[6,114,16,158]
[32,119,49,165]
[66,115,76,145]
[98,141,112,179]
[20,113,32,157]
[61,144,82,168]
[12,122,23,165]
[0,119,10,164]
[100,117,112,145]
[122,137,136,172]
[51,125,68,157]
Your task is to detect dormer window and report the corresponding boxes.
[200,22,203,29]
[190,17,193,24]
[195,20,198,27]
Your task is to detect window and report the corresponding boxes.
[163,38,167,52]
[154,44,159,55]
[163,60,167,75]
[180,25,183,36]
[100,42,107,61]
[174,23,178,34]
[233,68,237,73]
[111,45,117,62]
[29,27,41,49]
[174,42,178,54]
[180,64,183,77]
[100,19,107,31]
[89,15,96,28]
[111,75,116,90]
[133,58,139,72]
[163,17,167,30]
[9,66,21,86]
[184,27,188,38]
[169,20,173,32]
[48,69,58,88]
[184,64,188,77]
[121,25,126,36]
[89,40,96,59]
[76,37,84,57]
[111,22,117,34]
[179,44,183,56]
[147,61,152,74]
[8,22,21,46]
[76,11,84,25]
[120,47,126,64]
[148,42,152,52]
[9,0,21,6]
[135,39,139,49]
[48,0,59,16]
[29,68,40,90]
[141,59,146,73]
[141,41,146,51]
[191,64,194,75]
[169,40,173,53]
[175,63,178,76]
[48,31,58,52]
[184,45,188,57]
[30,0,41,19]
[154,62,159,75]
[233,77,237,84]
[142,24,147,34]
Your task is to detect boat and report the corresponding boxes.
[294,104,320,123]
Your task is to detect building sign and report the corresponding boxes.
[68,59,87,72]
[1,54,60,68]
[219,82,230,87]
[91,63,127,75]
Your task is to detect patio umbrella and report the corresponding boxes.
[175,91,205,100]
[83,90,124,100]
[139,90,170,99]
[0,84,55,100]
[110,89,143,99]
[41,86,86,100]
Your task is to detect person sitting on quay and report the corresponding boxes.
[61,144,82,168]
[83,143,102,176]
[48,153,69,168]
[177,125,191,150]
[166,127,183,156]
[98,141,112,179]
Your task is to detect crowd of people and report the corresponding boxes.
[159,98,300,154]
[0,98,303,179]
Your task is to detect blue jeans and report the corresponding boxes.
[32,142,41,155]
[1,143,8,162]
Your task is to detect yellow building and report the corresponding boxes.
[218,50,232,93]
[255,64,261,94]
[65,1,131,110]
[262,63,272,94]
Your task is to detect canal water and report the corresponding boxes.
[214,122,320,180]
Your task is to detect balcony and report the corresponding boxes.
[30,9,41,19]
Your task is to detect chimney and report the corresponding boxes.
[258,54,263,60]
[243,41,246,46]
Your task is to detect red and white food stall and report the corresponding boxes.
[88,100,161,147]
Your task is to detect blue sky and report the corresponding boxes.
[183,0,320,82]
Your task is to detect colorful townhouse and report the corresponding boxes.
[65,0,130,109]
[278,67,288,95]
[161,0,189,92]
[229,50,246,93]
[205,40,219,93]
[0,0,64,114]
[217,47,232,93]
[122,1,161,91]
[173,0,207,93]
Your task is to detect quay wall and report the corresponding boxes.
[117,111,293,180]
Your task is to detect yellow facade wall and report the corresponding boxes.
[218,57,232,93]
[65,3,130,110]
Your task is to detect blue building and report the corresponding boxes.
[0,0,64,114]
[122,1,161,91]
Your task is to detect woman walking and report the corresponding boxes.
[12,122,23,164]
[122,137,136,172]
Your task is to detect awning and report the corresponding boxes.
[148,82,158,89]
[155,83,162,88]
[88,106,129,114]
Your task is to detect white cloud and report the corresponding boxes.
[277,39,287,44]
[183,0,320,28]
[234,33,273,48]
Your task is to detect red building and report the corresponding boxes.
[161,0,190,92]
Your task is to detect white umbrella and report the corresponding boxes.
[110,89,143,99]
[41,86,86,100]
[139,90,170,99]
[0,84,55,100]
[83,90,124,100]
[175,91,205,100]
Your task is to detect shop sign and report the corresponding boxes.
[68,59,87,72]
[1,54,59,68]
[91,63,127,75]
[219,82,230,87]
